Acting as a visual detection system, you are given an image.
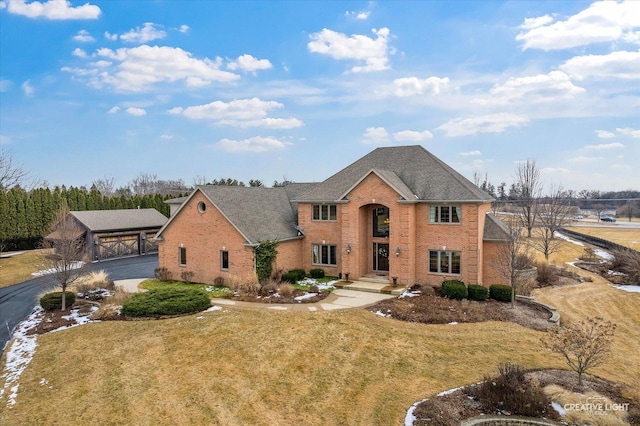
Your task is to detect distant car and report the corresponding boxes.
[600,217,616,222]
[574,215,584,220]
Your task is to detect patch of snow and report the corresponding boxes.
[294,292,318,301]
[206,306,222,312]
[405,397,429,426]
[437,385,465,397]
[31,261,84,277]
[375,310,391,318]
[448,322,458,325]
[52,306,98,333]
[399,290,421,299]
[551,401,566,417]
[298,278,337,290]
[0,307,42,407]
[614,285,640,293]
[594,249,613,260]
[555,232,584,247]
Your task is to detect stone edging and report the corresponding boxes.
[460,414,562,426]
[515,295,560,324]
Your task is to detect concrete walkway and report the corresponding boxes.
[113,279,396,312]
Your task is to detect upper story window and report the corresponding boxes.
[429,205,461,223]
[372,207,389,237]
[313,204,337,221]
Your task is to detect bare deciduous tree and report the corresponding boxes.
[0,147,29,191]
[541,316,616,386]
[532,185,574,260]
[493,215,528,307]
[40,204,88,310]
[91,176,117,197]
[515,159,542,238]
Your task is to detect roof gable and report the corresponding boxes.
[157,186,302,245]
[483,213,512,241]
[339,169,416,201]
[297,145,493,203]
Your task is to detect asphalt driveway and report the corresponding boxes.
[0,254,158,355]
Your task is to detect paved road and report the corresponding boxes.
[0,254,158,355]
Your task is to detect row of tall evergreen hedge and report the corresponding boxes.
[0,186,176,251]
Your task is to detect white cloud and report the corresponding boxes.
[393,130,433,142]
[107,106,120,114]
[72,29,95,42]
[437,113,529,137]
[362,127,390,144]
[21,80,34,96]
[393,76,450,96]
[346,10,370,20]
[120,22,167,44]
[178,24,190,33]
[125,107,146,116]
[596,130,615,139]
[583,142,624,150]
[160,134,173,140]
[72,47,87,58]
[104,31,117,41]
[63,45,239,92]
[617,127,640,138]
[227,54,272,73]
[308,27,392,73]
[519,14,554,30]
[476,71,585,105]
[170,98,303,129]
[568,156,604,163]
[216,136,292,153]
[459,150,482,156]
[3,0,100,19]
[516,1,640,51]
[560,50,640,80]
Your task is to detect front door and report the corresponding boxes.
[373,243,389,273]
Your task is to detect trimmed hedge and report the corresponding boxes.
[40,291,76,311]
[121,287,211,318]
[468,284,489,301]
[309,268,325,279]
[489,284,513,302]
[441,279,467,300]
[282,269,306,283]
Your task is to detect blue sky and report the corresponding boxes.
[1,0,639,192]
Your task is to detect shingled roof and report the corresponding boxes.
[296,145,493,203]
[483,213,512,242]
[70,209,167,232]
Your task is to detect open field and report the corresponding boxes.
[564,226,640,252]
[1,238,639,424]
[0,250,49,289]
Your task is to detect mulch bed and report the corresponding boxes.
[368,285,553,331]
[410,369,639,426]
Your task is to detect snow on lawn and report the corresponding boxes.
[555,232,584,247]
[0,307,41,407]
[556,232,614,260]
[614,285,640,293]
[399,290,421,299]
[31,261,84,277]
[294,292,318,302]
[297,278,337,290]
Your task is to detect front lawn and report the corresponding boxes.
[140,279,231,298]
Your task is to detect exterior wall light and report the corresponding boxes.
[346,244,351,254]
[395,247,401,256]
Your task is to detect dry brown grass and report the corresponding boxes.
[564,226,640,252]
[1,236,638,424]
[544,384,629,425]
[0,249,51,288]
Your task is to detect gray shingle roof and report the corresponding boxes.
[70,209,168,232]
[483,214,512,241]
[198,186,301,245]
[296,145,493,202]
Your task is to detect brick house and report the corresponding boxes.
[155,145,511,287]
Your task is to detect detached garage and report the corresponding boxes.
[49,209,168,261]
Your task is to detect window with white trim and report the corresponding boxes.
[429,250,461,274]
[312,204,337,221]
[312,244,337,266]
[429,205,461,223]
